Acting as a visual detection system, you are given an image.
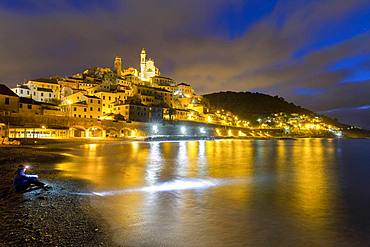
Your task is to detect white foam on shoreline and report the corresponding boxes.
[73,177,248,197]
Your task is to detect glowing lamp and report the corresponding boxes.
[180,126,186,135]
[152,125,158,134]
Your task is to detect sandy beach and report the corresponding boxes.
[0,146,114,246]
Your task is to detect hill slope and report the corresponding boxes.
[203,91,313,120]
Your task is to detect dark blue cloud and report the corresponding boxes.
[342,70,370,84]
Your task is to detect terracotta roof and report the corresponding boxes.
[0,84,19,97]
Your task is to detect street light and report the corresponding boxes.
[180,126,186,135]
[152,124,158,134]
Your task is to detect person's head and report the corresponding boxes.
[17,164,29,171]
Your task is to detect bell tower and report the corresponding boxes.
[114,56,122,76]
[140,48,146,80]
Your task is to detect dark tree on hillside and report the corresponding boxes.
[203,91,313,120]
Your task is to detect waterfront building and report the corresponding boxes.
[19,97,42,115]
[113,103,163,122]
[0,84,20,114]
[42,102,66,117]
[25,78,61,100]
[0,123,6,137]
[94,91,130,115]
[13,84,56,103]
[171,108,190,121]
[63,95,102,119]
[12,85,31,98]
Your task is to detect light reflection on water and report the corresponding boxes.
[55,139,370,246]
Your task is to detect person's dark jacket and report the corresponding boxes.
[13,168,38,191]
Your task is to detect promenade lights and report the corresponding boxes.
[199,127,206,134]
[152,125,159,134]
[180,126,186,135]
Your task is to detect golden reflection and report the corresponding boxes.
[186,141,199,177]
[276,140,287,172]
[162,142,173,157]
[56,144,104,182]
[56,142,151,189]
[131,141,139,156]
[145,142,162,185]
[176,141,188,177]
[209,140,254,207]
[198,140,208,176]
[291,139,334,227]
[51,139,344,245]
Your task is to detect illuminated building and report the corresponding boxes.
[140,48,160,82]
[12,82,57,103]
[19,97,42,115]
[62,95,101,119]
[112,103,163,122]
[0,84,20,113]
[11,84,31,98]
[0,48,346,139]
[25,78,61,100]
[94,91,131,115]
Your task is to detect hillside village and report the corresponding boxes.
[0,49,342,139]
[2,49,248,125]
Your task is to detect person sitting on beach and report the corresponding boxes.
[13,165,50,192]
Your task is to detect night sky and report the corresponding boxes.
[0,0,369,128]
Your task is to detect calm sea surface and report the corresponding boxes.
[54,139,370,246]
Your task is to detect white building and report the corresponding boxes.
[140,49,160,82]
[33,88,55,103]
[12,84,56,103]
[12,85,31,98]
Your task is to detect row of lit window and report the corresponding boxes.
[73,114,95,118]
[73,107,101,112]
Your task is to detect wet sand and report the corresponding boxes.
[0,146,115,246]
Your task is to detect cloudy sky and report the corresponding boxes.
[0,0,369,128]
